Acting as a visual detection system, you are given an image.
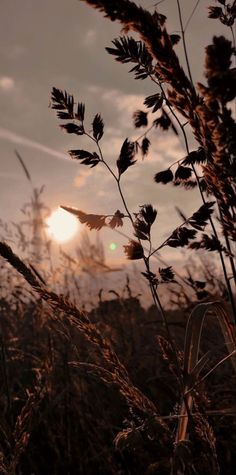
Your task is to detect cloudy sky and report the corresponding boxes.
[0,0,229,266]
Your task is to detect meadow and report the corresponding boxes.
[0,0,236,473]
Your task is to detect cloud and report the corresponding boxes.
[0,171,22,180]
[101,88,145,112]
[97,189,108,197]
[8,45,27,60]
[87,86,183,161]
[74,168,92,188]
[101,135,123,158]
[83,29,97,46]
[87,87,185,161]
[0,76,15,92]
[100,123,182,169]
[88,86,145,126]
[145,134,183,164]
[0,127,68,161]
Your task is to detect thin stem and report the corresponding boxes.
[149,208,196,257]
[117,180,134,224]
[219,206,236,287]
[184,0,201,33]
[91,132,184,360]
[185,349,236,397]
[230,25,236,118]
[0,336,12,428]
[176,0,194,85]
[88,134,119,182]
[145,258,183,388]
[230,25,236,54]
[149,237,171,257]
[168,156,187,169]
[136,409,236,426]
[96,138,136,226]
[135,123,155,142]
[117,185,174,335]
[151,282,194,432]
[114,227,201,296]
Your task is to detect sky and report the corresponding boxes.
[0,0,229,268]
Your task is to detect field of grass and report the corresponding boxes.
[0,264,235,474]
[1,0,236,473]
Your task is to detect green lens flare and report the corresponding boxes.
[109,242,117,251]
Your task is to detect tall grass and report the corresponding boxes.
[0,0,236,473]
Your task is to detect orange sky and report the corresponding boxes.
[0,0,229,267]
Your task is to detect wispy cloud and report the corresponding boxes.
[7,45,27,60]
[0,127,67,161]
[87,87,185,161]
[83,29,97,46]
[0,171,23,180]
[74,168,92,188]
[102,88,145,115]
[0,76,15,92]
[88,86,145,126]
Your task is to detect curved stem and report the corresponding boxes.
[219,207,236,287]
[176,0,193,86]
[184,0,200,33]
[117,180,134,224]
[230,25,236,59]
[230,25,236,118]
[135,123,155,142]
[92,133,184,348]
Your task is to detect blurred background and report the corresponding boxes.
[0,0,229,304]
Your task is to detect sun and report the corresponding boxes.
[46,207,79,243]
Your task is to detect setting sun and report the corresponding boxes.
[46,207,79,243]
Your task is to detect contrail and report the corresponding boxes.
[0,126,68,161]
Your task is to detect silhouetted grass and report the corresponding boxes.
[0,0,236,473]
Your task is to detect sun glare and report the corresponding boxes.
[46,207,79,243]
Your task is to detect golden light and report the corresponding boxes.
[46,207,79,243]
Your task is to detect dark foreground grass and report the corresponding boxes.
[0,271,235,474]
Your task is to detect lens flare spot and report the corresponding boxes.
[109,242,117,251]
